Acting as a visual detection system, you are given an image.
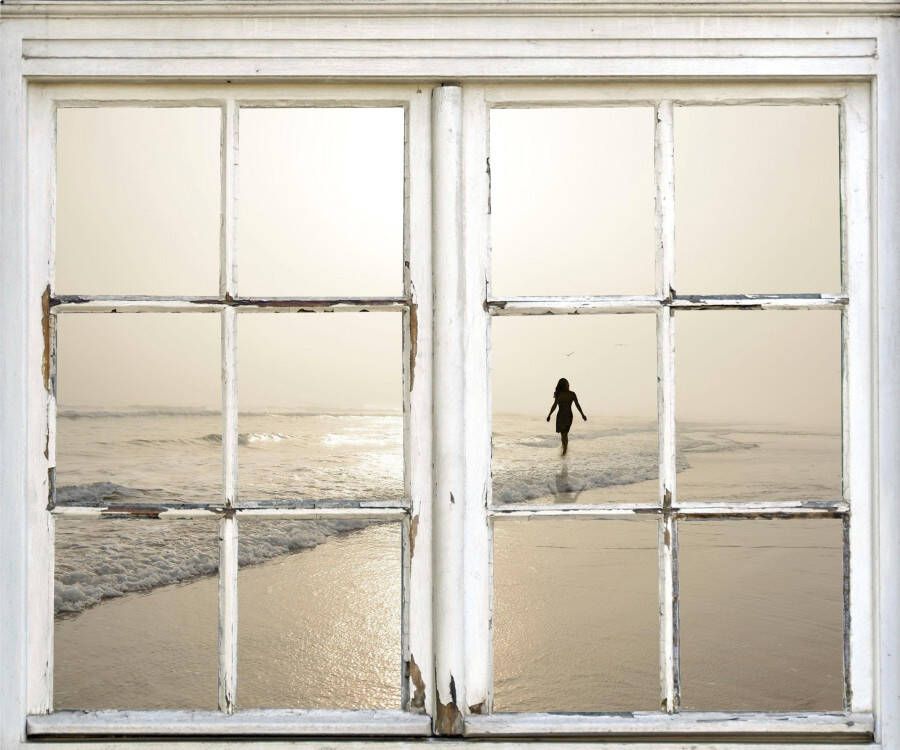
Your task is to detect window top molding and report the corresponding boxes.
[2,0,899,19]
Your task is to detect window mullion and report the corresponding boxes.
[217,97,239,715]
[655,99,680,714]
[431,83,466,736]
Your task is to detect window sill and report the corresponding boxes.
[26,709,431,739]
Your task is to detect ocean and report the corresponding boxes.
[53,411,844,712]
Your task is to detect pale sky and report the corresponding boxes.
[55,103,841,427]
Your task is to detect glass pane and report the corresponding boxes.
[680,519,843,710]
[492,315,657,506]
[54,519,218,709]
[490,107,656,296]
[674,105,840,294]
[56,314,222,507]
[238,313,403,504]
[237,520,401,708]
[56,107,221,296]
[493,518,658,711]
[237,107,404,296]
[676,310,841,502]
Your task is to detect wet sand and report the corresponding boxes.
[55,442,843,713]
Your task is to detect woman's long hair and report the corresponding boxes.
[554,377,570,398]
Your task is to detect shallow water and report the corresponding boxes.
[53,411,844,711]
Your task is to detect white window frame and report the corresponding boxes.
[0,4,899,748]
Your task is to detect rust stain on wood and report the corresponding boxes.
[409,513,419,559]
[407,653,426,712]
[435,674,463,735]
[41,285,51,392]
[409,302,418,392]
[468,701,485,714]
[663,486,672,510]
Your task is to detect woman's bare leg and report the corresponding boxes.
[561,431,569,456]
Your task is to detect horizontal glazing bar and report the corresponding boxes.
[463,711,873,740]
[676,499,848,517]
[489,296,660,314]
[51,504,408,520]
[489,503,661,518]
[672,294,848,310]
[487,294,847,315]
[488,500,847,519]
[50,296,409,313]
[27,709,432,737]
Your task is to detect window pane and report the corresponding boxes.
[492,315,657,506]
[676,311,841,502]
[55,107,221,296]
[237,107,404,296]
[493,518,658,711]
[490,107,656,296]
[237,520,401,708]
[238,313,403,504]
[56,314,222,507]
[54,519,218,709]
[680,519,843,710]
[674,105,840,294]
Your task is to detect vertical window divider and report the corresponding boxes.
[431,83,466,736]
[654,99,680,714]
[218,98,239,715]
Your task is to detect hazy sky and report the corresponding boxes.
[55,103,841,427]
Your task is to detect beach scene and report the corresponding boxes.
[53,100,844,714]
[54,407,843,712]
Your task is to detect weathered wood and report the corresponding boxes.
[402,84,435,718]
[876,23,900,748]
[5,1,900,17]
[487,294,847,315]
[431,83,465,736]
[26,709,432,737]
[490,503,661,518]
[217,516,238,713]
[463,711,874,740]
[19,37,881,61]
[675,500,849,518]
[25,82,55,716]
[50,505,408,520]
[50,295,408,313]
[843,83,875,713]
[655,98,679,714]
[461,84,492,717]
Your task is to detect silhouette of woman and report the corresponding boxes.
[546,377,587,456]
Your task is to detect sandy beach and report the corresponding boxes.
[54,429,843,713]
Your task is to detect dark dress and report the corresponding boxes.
[555,391,577,434]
